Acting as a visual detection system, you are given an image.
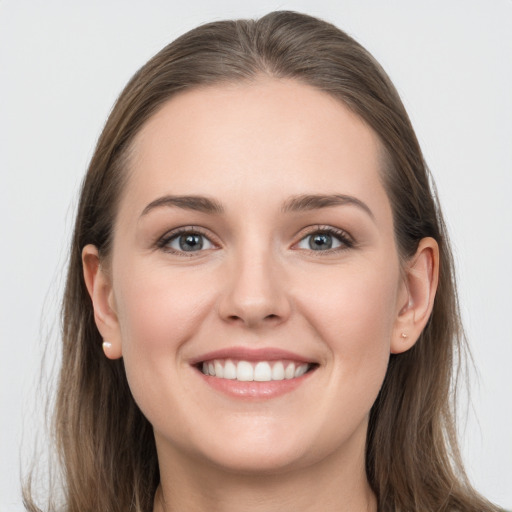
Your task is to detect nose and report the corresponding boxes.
[217,247,292,329]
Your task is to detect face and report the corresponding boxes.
[101,79,412,474]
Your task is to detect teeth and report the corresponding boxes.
[214,360,224,379]
[254,361,272,381]
[237,361,253,381]
[223,360,237,380]
[200,359,311,382]
[271,361,285,380]
[284,363,295,380]
[294,364,307,377]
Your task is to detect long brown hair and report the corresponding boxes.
[24,11,499,512]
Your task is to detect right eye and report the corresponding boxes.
[159,230,215,254]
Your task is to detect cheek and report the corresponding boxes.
[111,262,222,436]
[112,263,215,387]
[266,258,401,460]
[115,263,209,342]
[301,256,398,331]
[295,258,399,386]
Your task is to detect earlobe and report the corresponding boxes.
[82,244,123,359]
[391,237,439,354]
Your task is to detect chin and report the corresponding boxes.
[203,444,310,476]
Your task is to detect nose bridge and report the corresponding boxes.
[218,234,290,327]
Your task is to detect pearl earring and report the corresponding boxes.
[102,341,112,352]
[400,332,408,339]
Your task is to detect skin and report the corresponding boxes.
[83,78,438,512]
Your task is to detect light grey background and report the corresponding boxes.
[1,1,511,510]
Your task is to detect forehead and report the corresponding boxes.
[122,78,389,220]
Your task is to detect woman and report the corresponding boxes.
[24,11,501,512]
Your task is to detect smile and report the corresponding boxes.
[191,348,318,398]
[200,359,312,382]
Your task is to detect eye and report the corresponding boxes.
[295,227,353,252]
[159,230,215,254]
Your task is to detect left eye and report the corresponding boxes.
[296,231,348,251]
[164,232,215,252]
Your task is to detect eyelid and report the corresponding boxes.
[154,224,354,254]
[156,225,220,254]
[292,225,355,251]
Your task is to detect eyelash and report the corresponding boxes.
[156,226,218,256]
[294,225,354,254]
[156,225,354,256]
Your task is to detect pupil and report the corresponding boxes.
[180,234,203,251]
[310,233,332,250]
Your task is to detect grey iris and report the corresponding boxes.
[309,233,332,250]
[179,234,203,251]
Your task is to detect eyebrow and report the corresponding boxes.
[281,194,375,220]
[140,193,374,220]
[141,195,225,217]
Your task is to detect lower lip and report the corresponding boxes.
[196,369,315,399]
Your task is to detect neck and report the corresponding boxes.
[153,435,377,512]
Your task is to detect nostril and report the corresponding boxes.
[225,312,281,326]
[218,286,292,327]
[228,315,242,322]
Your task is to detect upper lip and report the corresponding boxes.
[189,347,316,365]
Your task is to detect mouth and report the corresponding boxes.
[197,359,317,382]
[190,348,319,398]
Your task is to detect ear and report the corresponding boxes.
[391,237,439,354]
[82,244,122,359]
